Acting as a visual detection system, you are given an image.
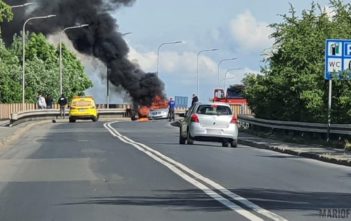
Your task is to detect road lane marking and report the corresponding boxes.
[105,122,287,221]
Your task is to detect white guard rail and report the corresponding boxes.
[10,108,126,126]
[238,115,351,136]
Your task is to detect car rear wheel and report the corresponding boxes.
[179,134,186,144]
[92,117,98,122]
[179,128,186,144]
[222,142,229,147]
[69,118,76,123]
[187,130,194,145]
[231,139,238,148]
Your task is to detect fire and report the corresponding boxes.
[135,96,168,122]
[150,96,168,110]
[137,106,150,122]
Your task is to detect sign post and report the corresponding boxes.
[325,39,351,141]
[327,79,332,142]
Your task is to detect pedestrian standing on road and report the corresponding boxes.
[38,93,47,109]
[46,94,53,109]
[191,94,199,106]
[168,97,176,122]
[58,94,68,119]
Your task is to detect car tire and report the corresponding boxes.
[92,117,98,122]
[222,142,229,147]
[187,130,194,145]
[231,139,238,148]
[69,118,76,123]
[179,134,186,145]
[179,128,186,144]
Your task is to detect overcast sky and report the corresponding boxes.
[87,0,349,104]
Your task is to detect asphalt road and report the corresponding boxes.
[0,119,350,221]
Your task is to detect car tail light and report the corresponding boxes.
[230,115,238,124]
[70,106,77,110]
[191,114,199,123]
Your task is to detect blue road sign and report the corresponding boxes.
[325,39,351,80]
[175,96,188,108]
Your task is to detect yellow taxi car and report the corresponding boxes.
[69,96,98,123]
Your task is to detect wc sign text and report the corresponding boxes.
[325,39,351,80]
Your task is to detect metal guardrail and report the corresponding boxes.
[238,115,351,136]
[10,108,126,126]
[0,103,132,120]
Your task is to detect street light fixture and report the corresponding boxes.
[59,24,89,95]
[22,14,56,110]
[156,41,183,77]
[11,3,33,8]
[223,68,242,91]
[217,58,237,88]
[196,48,219,96]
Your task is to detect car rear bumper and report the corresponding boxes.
[189,123,238,140]
[69,110,98,120]
[69,115,96,120]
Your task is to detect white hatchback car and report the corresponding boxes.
[179,102,238,147]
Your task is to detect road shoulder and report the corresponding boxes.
[239,132,351,167]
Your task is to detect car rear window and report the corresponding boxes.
[72,100,94,107]
[196,105,232,115]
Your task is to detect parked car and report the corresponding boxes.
[69,96,98,123]
[149,108,169,119]
[179,102,238,147]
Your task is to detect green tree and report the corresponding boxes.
[6,32,93,103]
[0,39,21,102]
[0,0,12,23]
[243,0,351,123]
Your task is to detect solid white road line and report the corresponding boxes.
[104,122,288,221]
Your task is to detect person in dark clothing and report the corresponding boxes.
[191,94,199,106]
[58,94,68,119]
[46,95,53,109]
[168,97,176,122]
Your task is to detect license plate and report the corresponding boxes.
[79,109,86,112]
[207,129,221,135]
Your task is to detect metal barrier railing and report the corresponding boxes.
[10,108,127,126]
[0,103,131,120]
[238,115,351,136]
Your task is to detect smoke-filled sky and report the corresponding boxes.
[2,0,164,106]
[4,0,351,104]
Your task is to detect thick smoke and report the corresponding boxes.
[2,0,164,106]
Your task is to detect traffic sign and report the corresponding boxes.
[325,39,351,80]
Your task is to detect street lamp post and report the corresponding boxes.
[107,68,111,109]
[217,58,237,88]
[22,15,56,110]
[121,32,132,36]
[105,32,132,108]
[223,68,242,91]
[59,24,89,95]
[196,48,219,96]
[156,41,183,77]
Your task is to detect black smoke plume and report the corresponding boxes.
[2,0,164,106]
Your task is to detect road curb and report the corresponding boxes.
[238,139,351,167]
